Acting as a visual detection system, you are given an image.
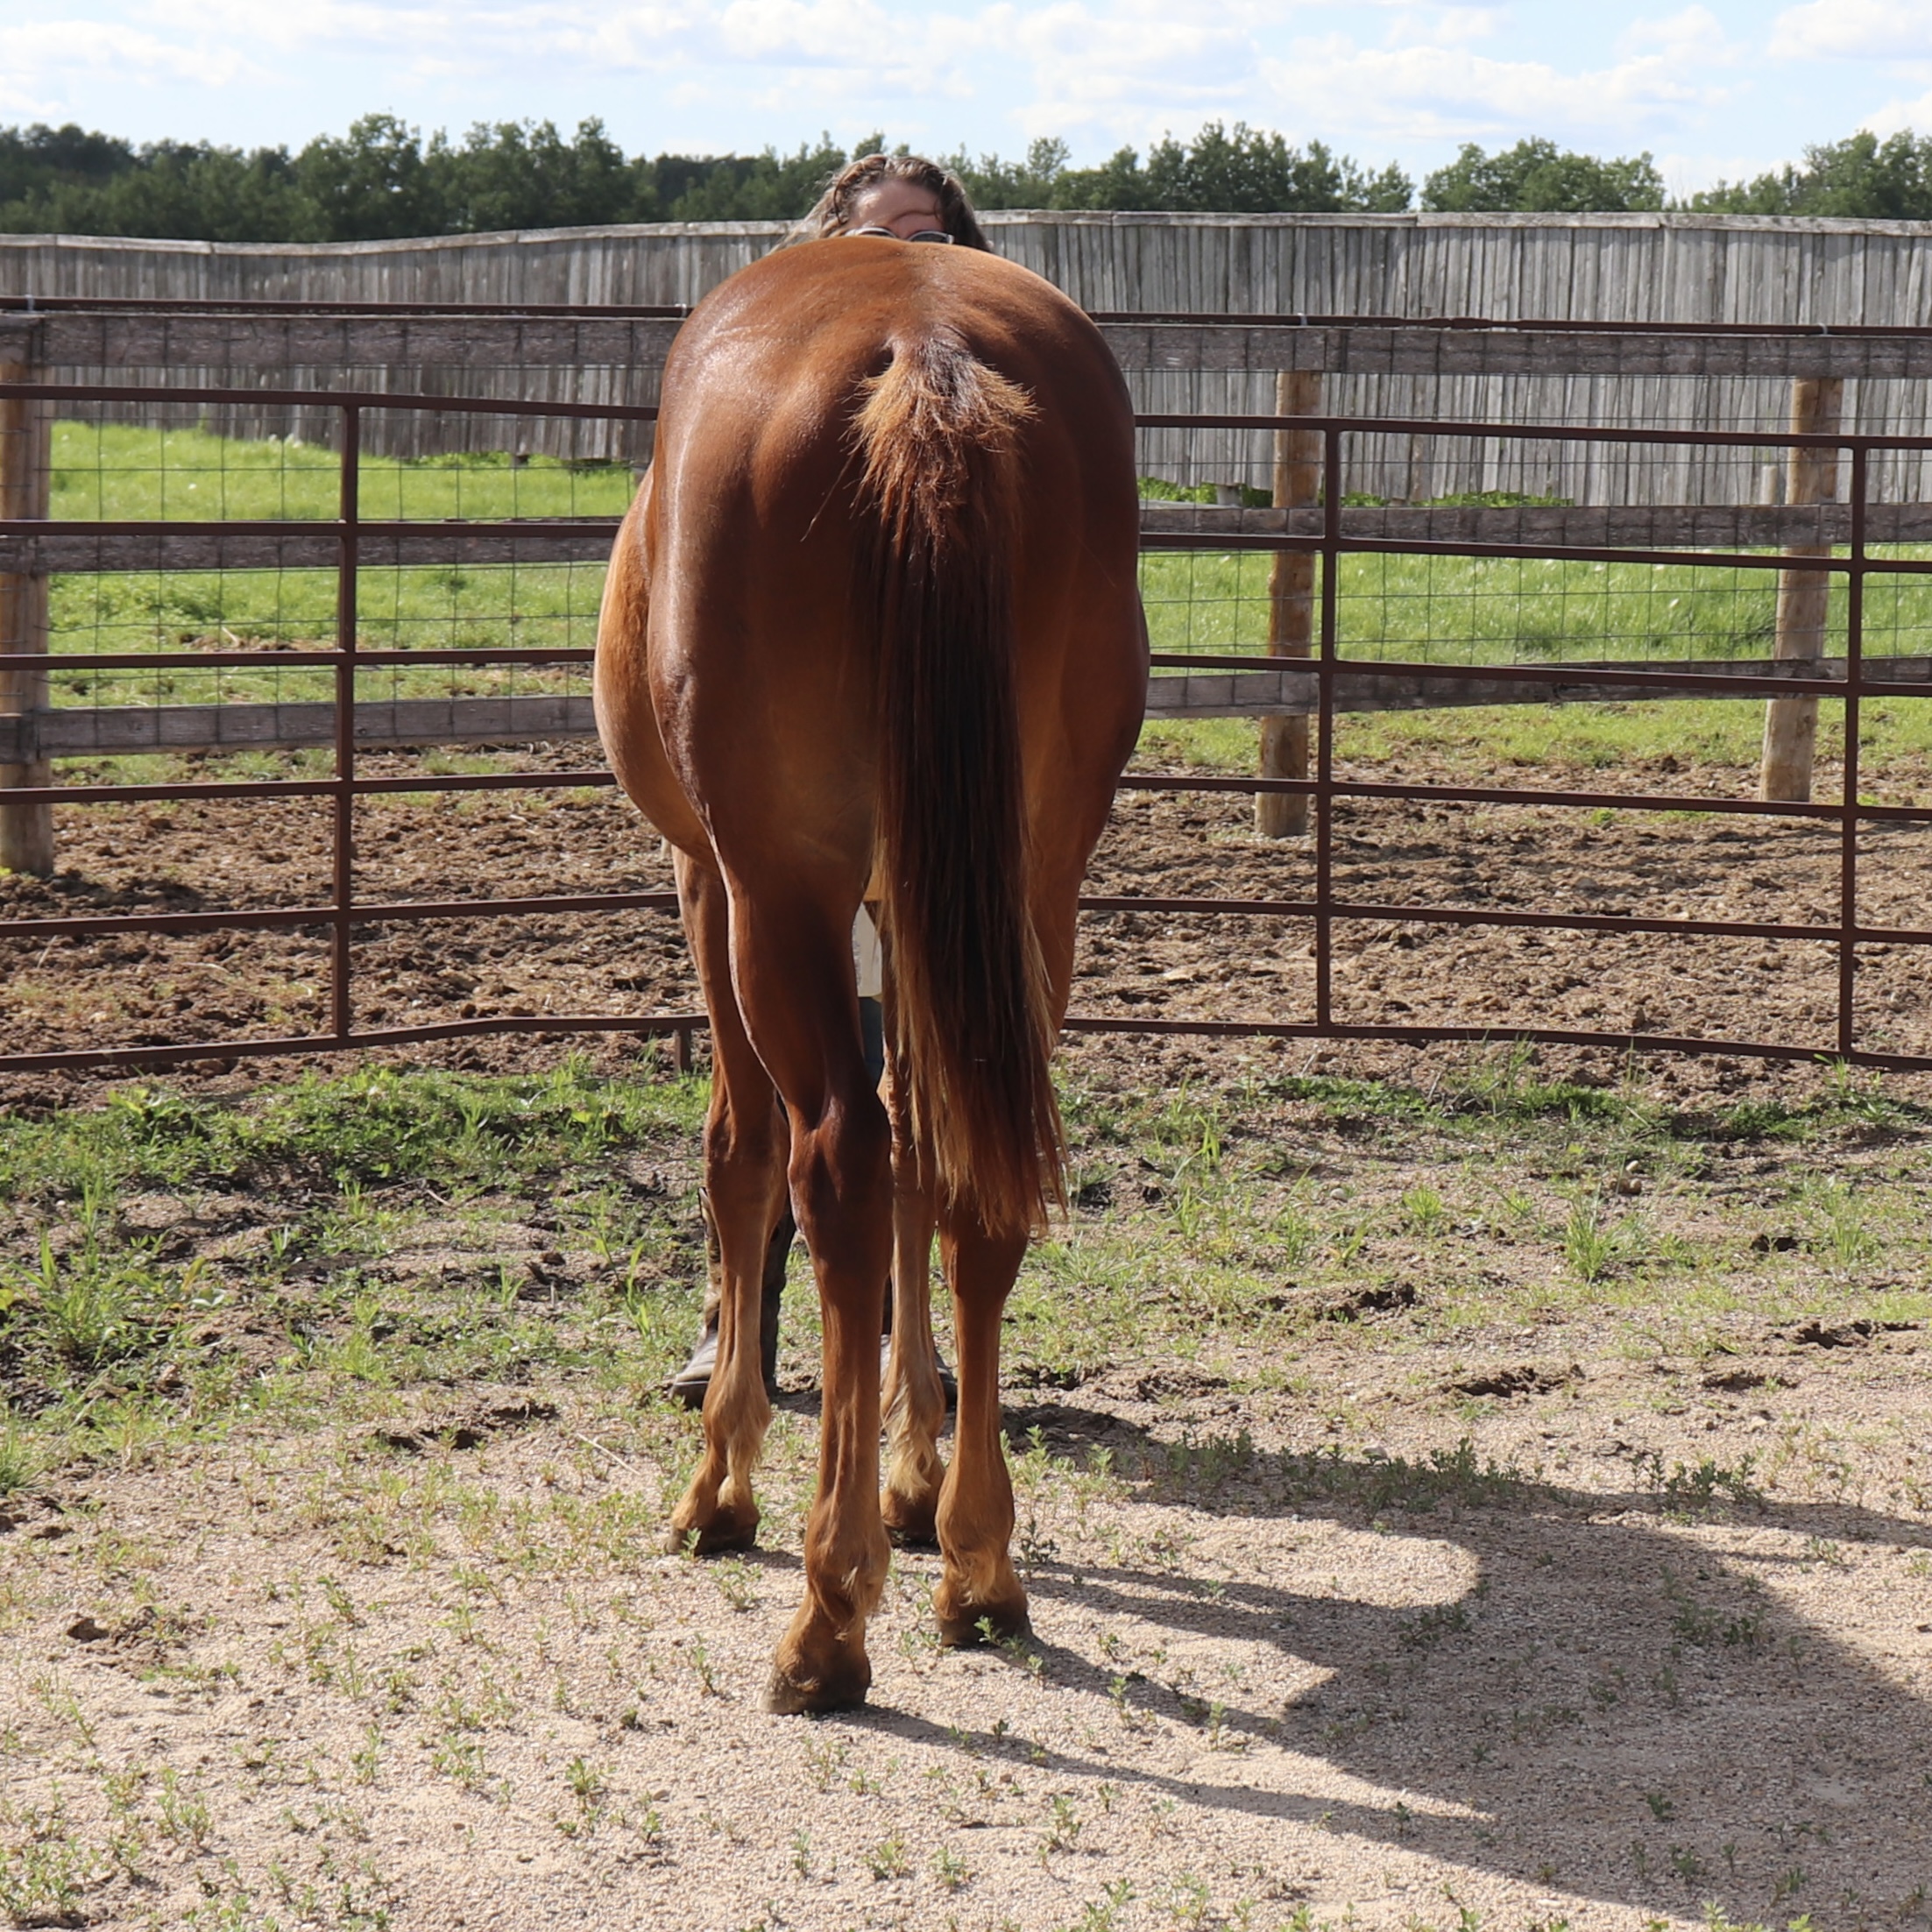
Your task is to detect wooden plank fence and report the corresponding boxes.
[13,209,1932,493]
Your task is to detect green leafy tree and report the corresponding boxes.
[1685,130,1932,219]
[293,113,446,241]
[2,139,315,242]
[1422,138,1666,213]
[1143,123,1410,213]
[435,119,639,231]
[0,123,136,208]
[958,124,1410,214]
[648,135,857,223]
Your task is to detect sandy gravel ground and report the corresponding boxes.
[4,752,1931,1931]
[4,1354,1930,1932]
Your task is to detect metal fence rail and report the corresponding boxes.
[1,367,1928,1076]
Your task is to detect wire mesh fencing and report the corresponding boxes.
[4,316,1932,1079]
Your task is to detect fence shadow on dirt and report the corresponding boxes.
[838,1411,1932,1923]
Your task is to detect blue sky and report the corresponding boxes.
[8,1,1932,195]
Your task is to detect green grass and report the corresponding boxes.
[4,1048,1931,1520]
[46,423,1932,782]
[0,1058,711,1461]
[1140,680,1932,788]
[51,421,634,525]
[1138,546,1900,668]
[49,422,632,711]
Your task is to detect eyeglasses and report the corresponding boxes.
[846,225,955,244]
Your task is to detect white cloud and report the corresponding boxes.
[1617,5,1737,60]
[1770,0,1932,60]
[10,16,254,82]
[1386,5,1504,46]
[1256,31,1735,144]
[1858,88,1932,135]
[0,16,259,117]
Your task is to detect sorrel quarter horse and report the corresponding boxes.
[594,237,1147,1711]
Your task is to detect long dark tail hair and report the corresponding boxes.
[853,331,1064,1236]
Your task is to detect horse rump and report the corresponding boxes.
[853,331,1064,1237]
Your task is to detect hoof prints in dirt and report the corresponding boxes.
[369,1398,558,1455]
[1447,1362,1581,1398]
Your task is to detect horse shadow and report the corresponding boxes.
[848,1403,1932,1923]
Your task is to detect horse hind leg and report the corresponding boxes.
[721,891,894,1713]
[878,1023,946,1544]
[764,1066,894,1709]
[931,1217,1030,1645]
[666,852,785,1555]
[881,1175,945,1546]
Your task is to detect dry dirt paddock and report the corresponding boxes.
[1,746,1930,1932]
[3,1215,1929,1932]
[2,740,1929,1068]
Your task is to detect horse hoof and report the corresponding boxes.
[663,1511,758,1557]
[881,1493,938,1549]
[935,1601,1030,1648]
[761,1660,870,1715]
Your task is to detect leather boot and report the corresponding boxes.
[667,1192,793,1409]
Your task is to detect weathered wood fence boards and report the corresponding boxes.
[6,496,1929,581]
[11,212,1932,492]
[11,655,1921,764]
[10,211,1932,324]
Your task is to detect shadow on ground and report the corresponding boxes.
[824,1408,1932,1925]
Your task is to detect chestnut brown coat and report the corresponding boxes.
[595,236,1146,1710]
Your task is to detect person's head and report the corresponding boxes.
[797,153,991,251]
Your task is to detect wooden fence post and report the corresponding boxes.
[1760,376,1843,803]
[0,356,53,876]
[1256,368,1320,839]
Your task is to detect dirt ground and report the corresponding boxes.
[3,741,1928,1093]
[4,1237,1930,1932]
[4,750,1932,1932]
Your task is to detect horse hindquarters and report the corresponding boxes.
[640,242,1143,1707]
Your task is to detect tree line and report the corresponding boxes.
[4,114,1929,244]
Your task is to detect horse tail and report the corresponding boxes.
[853,331,1064,1236]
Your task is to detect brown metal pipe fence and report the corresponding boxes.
[2,373,1929,1075]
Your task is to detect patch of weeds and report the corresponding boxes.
[931,1844,971,1892]
[0,1800,113,1928]
[803,1737,848,1794]
[1398,1184,1448,1235]
[1663,1571,1767,1650]
[1156,1427,1258,1494]
[4,1228,192,1383]
[0,1421,39,1497]
[1160,1871,1214,1928]
[1067,1880,1135,1931]
[429,1736,486,1790]
[711,1559,759,1612]
[557,1757,607,1838]
[1278,1436,1539,1516]
[1563,1192,1648,1282]
[863,1832,909,1880]
[156,1767,213,1851]
[1631,1449,1765,1514]
[1398,1598,1473,1648]
[1814,1185,1879,1269]
[1041,1794,1083,1854]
